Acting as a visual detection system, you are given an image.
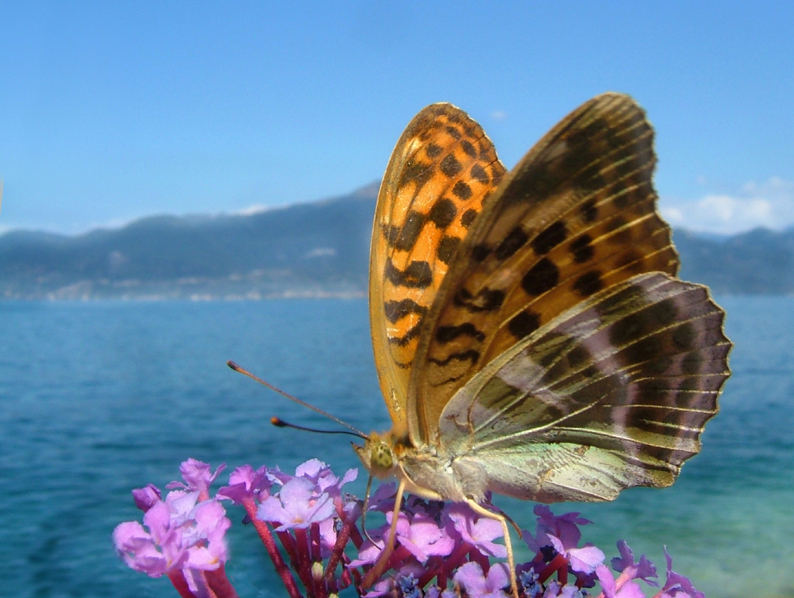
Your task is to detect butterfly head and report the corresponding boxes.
[353,431,399,478]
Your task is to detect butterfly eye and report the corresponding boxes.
[371,441,394,471]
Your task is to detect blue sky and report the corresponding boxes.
[1,2,792,235]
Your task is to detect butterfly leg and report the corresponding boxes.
[360,478,406,591]
[360,473,377,544]
[464,498,519,598]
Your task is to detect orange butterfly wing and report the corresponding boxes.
[369,104,505,438]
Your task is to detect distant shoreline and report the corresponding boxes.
[3,187,793,297]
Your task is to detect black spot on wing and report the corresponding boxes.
[532,221,568,255]
[461,139,477,158]
[521,258,559,296]
[622,335,663,363]
[573,271,603,297]
[426,143,443,158]
[507,310,540,339]
[471,164,490,184]
[673,323,696,350]
[382,224,400,246]
[653,299,678,325]
[436,323,485,343]
[384,298,428,323]
[495,227,528,260]
[453,181,472,200]
[609,308,652,347]
[570,234,594,263]
[613,189,631,210]
[566,345,591,370]
[440,154,462,177]
[429,198,457,229]
[445,126,462,140]
[385,258,433,289]
[454,287,505,312]
[428,350,480,368]
[388,321,423,347]
[394,210,426,251]
[471,244,491,262]
[461,209,478,228]
[438,236,461,265]
[398,160,434,191]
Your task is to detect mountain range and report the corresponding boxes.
[2,183,792,299]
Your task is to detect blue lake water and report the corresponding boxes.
[0,296,792,597]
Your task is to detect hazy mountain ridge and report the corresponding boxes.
[2,186,792,299]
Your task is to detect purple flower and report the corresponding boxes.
[294,458,357,497]
[453,561,511,598]
[547,534,605,575]
[541,580,589,597]
[351,501,456,568]
[658,547,704,598]
[217,464,273,504]
[348,530,386,568]
[394,508,456,562]
[113,486,230,593]
[257,476,335,530]
[542,581,587,598]
[132,483,161,511]
[596,564,645,598]
[611,540,658,586]
[525,505,591,553]
[445,503,507,558]
[167,458,225,497]
[115,459,709,598]
[523,504,604,579]
[367,481,399,512]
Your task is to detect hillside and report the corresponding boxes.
[1,185,792,299]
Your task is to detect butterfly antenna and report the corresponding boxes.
[227,360,368,438]
[270,416,366,439]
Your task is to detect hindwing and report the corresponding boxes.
[438,272,731,501]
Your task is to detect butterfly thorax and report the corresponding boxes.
[354,430,491,503]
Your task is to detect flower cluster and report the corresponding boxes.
[113,459,705,598]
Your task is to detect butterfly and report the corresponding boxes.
[353,93,731,595]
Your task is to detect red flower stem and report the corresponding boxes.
[205,565,240,598]
[470,546,492,572]
[166,570,197,598]
[418,541,469,588]
[539,554,568,584]
[418,556,442,588]
[337,496,366,549]
[347,523,365,550]
[310,522,323,569]
[308,524,323,597]
[285,529,313,592]
[240,497,302,598]
[277,529,299,566]
[339,567,352,588]
[325,510,355,582]
[389,544,411,570]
